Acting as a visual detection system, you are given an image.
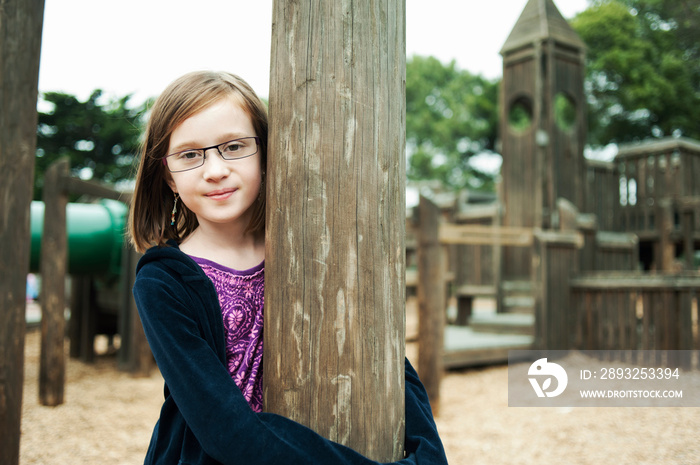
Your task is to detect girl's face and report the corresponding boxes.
[166,96,262,234]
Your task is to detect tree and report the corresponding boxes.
[35,90,149,199]
[571,0,700,145]
[406,55,499,191]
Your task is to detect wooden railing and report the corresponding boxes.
[570,273,700,349]
[533,232,700,367]
[583,138,700,243]
[584,159,618,231]
[439,224,533,247]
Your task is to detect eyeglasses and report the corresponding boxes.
[163,136,260,173]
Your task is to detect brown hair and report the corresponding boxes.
[129,71,268,253]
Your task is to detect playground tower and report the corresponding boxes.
[499,0,587,278]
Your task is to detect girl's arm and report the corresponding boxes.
[135,264,446,464]
[402,358,450,463]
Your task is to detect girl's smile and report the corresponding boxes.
[206,188,237,200]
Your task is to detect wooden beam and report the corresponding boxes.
[570,272,700,290]
[64,177,128,202]
[0,1,45,463]
[264,1,406,461]
[439,224,534,247]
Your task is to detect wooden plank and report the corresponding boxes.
[642,292,652,352]
[616,137,700,158]
[438,224,534,247]
[679,290,693,352]
[468,313,534,335]
[653,292,663,358]
[617,291,626,350]
[0,1,45,460]
[264,2,406,459]
[666,290,677,350]
[572,290,582,348]
[571,273,700,290]
[594,292,603,353]
[603,290,613,352]
[682,210,694,270]
[442,326,533,368]
[629,292,639,351]
[65,177,125,201]
[455,285,497,297]
[532,235,546,348]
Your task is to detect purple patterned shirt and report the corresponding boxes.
[189,256,265,412]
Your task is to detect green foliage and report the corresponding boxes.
[406,55,499,191]
[35,90,149,199]
[508,99,533,133]
[571,0,700,144]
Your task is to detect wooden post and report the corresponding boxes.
[656,198,674,271]
[264,0,406,461]
[680,203,694,270]
[416,196,444,414]
[532,231,583,350]
[118,246,153,376]
[0,1,45,462]
[39,158,69,406]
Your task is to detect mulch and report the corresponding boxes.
[18,321,700,464]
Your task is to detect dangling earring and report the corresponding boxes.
[171,193,179,226]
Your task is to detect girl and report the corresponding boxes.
[129,71,447,465]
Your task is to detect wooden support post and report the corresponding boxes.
[118,246,153,376]
[39,158,69,406]
[577,214,598,273]
[416,196,444,414]
[656,199,674,271]
[532,231,583,350]
[68,276,93,362]
[681,208,694,270]
[264,1,406,461]
[0,1,45,462]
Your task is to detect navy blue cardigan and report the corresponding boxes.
[133,244,448,465]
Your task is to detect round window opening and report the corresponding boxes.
[508,96,533,133]
[554,92,576,131]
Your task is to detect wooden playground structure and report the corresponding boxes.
[404,0,700,407]
[3,0,700,463]
[407,136,700,402]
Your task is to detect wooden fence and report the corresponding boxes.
[570,273,700,368]
[535,228,700,368]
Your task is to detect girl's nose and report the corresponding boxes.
[201,149,231,180]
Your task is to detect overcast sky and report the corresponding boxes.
[38,0,589,105]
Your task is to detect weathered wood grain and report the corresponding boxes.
[416,195,444,415]
[264,0,406,460]
[0,1,45,462]
[39,158,69,406]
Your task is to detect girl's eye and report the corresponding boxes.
[178,151,202,160]
[223,142,243,153]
